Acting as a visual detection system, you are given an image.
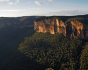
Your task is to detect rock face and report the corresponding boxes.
[34,19,88,39]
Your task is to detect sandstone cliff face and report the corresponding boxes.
[34,19,88,39]
[71,21,84,39]
[34,19,66,35]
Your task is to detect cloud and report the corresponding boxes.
[0,10,20,12]
[15,0,19,5]
[48,0,53,2]
[30,9,88,16]
[35,1,42,6]
[47,0,53,5]
[27,2,31,3]
[8,2,13,5]
[44,9,88,16]
[0,0,9,2]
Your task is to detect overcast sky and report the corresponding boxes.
[0,0,88,17]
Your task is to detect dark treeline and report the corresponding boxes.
[35,14,88,24]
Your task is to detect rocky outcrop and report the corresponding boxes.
[34,19,66,35]
[34,19,88,39]
[71,21,84,39]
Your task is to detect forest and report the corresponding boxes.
[0,15,88,70]
[18,32,88,70]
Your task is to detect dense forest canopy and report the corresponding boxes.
[18,32,88,70]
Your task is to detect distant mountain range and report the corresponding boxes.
[0,16,36,29]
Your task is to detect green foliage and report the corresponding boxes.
[51,17,59,20]
[35,15,88,24]
[19,16,31,21]
[80,43,88,70]
[45,68,54,70]
[35,16,59,22]
[36,16,46,19]
[66,17,84,22]
[18,32,82,70]
[35,16,46,21]
[0,16,35,29]
[65,17,88,24]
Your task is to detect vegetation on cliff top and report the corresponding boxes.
[35,15,88,24]
[66,17,88,24]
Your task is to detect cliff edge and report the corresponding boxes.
[34,17,88,39]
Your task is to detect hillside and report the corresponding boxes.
[0,27,35,70]
[0,16,36,48]
[0,15,88,70]
[0,16,36,29]
[0,16,36,70]
[19,15,88,70]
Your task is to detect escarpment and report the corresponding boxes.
[34,18,88,39]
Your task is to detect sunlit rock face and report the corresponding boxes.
[56,19,66,36]
[34,19,66,35]
[66,21,84,39]
[70,21,84,39]
[34,19,88,39]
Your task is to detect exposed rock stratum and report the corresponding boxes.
[34,18,88,39]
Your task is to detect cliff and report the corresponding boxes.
[34,18,88,39]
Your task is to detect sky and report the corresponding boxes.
[0,0,88,17]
